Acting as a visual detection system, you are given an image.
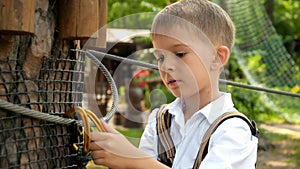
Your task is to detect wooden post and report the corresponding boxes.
[59,0,99,40]
[0,0,36,34]
[95,0,107,48]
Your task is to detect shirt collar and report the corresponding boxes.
[165,98,185,127]
[165,98,184,115]
[165,92,235,124]
[198,92,235,124]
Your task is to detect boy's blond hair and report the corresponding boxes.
[152,0,235,49]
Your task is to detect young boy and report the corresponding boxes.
[90,0,258,168]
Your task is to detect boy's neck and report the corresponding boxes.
[183,90,221,122]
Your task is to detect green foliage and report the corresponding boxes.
[226,50,300,124]
[245,52,267,81]
[133,37,152,44]
[267,88,300,123]
[262,0,300,67]
[227,85,286,124]
[225,53,285,123]
[108,0,175,29]
[271,0,300,40]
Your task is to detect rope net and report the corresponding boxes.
[0,48,85,168]
[214,0,300,122]
[216,0,298,87]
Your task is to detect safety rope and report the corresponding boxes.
[0,99,105,156]
[88,49,158,70]
[0,99,76,125]
[87,49,300,98]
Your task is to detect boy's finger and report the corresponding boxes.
[91,150,108,166]
[93,158,107,166]
[90,132,111,141]
[91,149,106,159]
[90,140,104,150]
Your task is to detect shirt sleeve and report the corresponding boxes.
[199,117,258,169]
[138,108,159,159]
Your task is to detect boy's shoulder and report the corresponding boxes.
[209,111,259,137]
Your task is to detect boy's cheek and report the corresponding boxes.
[210,62,220,71]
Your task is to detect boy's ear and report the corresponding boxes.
[211,46,230,70]
[216,46,230,66]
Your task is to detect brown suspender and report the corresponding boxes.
[157,104,175,167]
[192,111,258,169]
[156,104,259,168]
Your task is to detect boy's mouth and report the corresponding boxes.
[167,79,177,84]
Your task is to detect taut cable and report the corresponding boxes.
[86,49,300,98]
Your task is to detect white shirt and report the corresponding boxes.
[139,93,258,169]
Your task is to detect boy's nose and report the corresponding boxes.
[159,56,176,72]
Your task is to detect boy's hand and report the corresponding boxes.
[90,122,147,168]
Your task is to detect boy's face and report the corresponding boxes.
[152,30,217,98]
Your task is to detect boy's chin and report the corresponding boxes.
[168,87,201,99]
[171,92,191,99]
[169,91,181,98]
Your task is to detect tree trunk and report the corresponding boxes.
[0,0,85,168]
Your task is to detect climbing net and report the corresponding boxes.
[213,0,300,121]
[216,0,298,87]
[0,48,119,168]
[0,49,85,168]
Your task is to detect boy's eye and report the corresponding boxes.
[175,52,186,57]
[157,55,164,63]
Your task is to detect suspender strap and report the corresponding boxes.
[192,111,259,169]
[157,104,176,167]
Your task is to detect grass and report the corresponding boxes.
[116,127,144,147]
[268,94,300,124]
[257,126,300,169]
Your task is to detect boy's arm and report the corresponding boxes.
[138,108,159,157]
